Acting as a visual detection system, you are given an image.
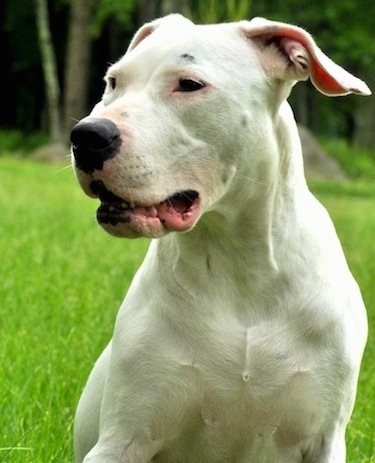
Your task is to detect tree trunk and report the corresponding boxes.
[137,0,160,24]
[34,0,62,144]
[354,70,375,151]
[64,0,94,144]
[161,0,191,16]
[136,0,191,37]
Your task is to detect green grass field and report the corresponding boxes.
[0,157,374,462]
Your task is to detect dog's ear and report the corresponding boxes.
[126,22,158,53]
[126,14,193,53]
[239,17,371,97]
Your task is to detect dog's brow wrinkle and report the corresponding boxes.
[179,53,196,63]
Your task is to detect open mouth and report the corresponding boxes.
[90,180,200,234]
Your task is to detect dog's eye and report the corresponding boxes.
[107,76,117,90]
[178,78,205,92]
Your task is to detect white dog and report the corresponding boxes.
[70,14,369,463]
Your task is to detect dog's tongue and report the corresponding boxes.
[156,192,200,231]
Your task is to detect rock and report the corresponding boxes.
[298,125,346,182]
[29,142,70,164]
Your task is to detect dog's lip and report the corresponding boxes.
[91,180,200,233]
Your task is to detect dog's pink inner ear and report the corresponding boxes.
[280,39,309,72]
[278,36,351,96]
[277,33,368,97]
[126,24,157,53]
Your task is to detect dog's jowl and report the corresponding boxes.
[71,14,370,463]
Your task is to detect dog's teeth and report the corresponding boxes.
[121,202,129,209]
[147,206,158,218]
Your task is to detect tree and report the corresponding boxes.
[64,0,94,143]
[34,0,62,144]
[34,0,94,149]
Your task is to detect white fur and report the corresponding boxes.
[72,15,368,463]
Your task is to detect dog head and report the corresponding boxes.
[71,14,370,239]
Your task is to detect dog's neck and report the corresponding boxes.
[155,102,308,297]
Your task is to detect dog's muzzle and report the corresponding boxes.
[70,118,202,237]
[71,118,122,174]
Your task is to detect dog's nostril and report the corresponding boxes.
[71,118,122,174]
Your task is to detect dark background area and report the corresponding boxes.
[0,0,374,151]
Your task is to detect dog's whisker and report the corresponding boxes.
[233,173,269,186]
[58,162,74,173]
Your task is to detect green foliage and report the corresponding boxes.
[91,0,136,38]
[0,157,374,461]
[321,138,375,181]
[192,0,252,22]
[309,179,375,199]
[0,130,50,155]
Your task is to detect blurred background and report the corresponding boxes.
[0,0,374,178]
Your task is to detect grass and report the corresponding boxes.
[0,157,149,462]
[0,156,374,462]
[311,182,375,462]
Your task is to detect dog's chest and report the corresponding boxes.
[123,311,326,462]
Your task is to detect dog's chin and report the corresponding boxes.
[92,184,201,239]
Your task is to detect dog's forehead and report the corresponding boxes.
[113,23,257,79]
[135,21,239,52]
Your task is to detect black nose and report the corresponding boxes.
[71,118,122,173]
